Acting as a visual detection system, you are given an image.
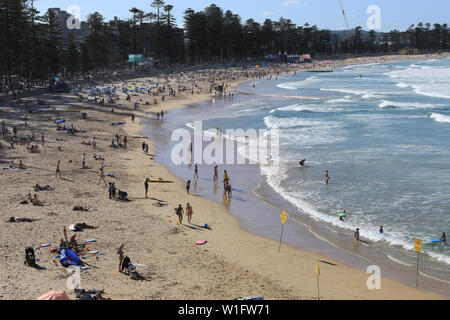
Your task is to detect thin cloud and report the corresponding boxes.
[282,1,300,7]
[261,11,276,17]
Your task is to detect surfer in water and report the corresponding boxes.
[299,159,306,167]
[441,233,447,242]
[379,226,384,235]
[325,170,330,185]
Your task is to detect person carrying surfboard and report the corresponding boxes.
[441,233,447,242]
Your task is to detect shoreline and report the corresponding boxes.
[127,53,450,299]
[0,52,448,299]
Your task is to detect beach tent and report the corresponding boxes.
[38,291,70,300]
[60,249,82,267]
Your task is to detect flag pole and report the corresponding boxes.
[278,224,284,252]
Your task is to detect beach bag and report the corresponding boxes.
[119,191,128,201]
[121,256,131,272]
[24,247,36,267]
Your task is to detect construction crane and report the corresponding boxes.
[339,0,352,36]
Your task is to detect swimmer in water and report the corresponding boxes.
[379,226,384,235]
[299,159,306,167]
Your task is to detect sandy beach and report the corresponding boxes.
[1,53,448,300]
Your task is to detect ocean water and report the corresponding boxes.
[201,58,450,279]
[142,58,450,291]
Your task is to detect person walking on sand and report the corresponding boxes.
[223,170,229,184]
[186,180,191,194]
[186,203,193,224]
[56,161,62,179]
[145,178,150,198]
[194,163,199,181]
[82,153,86,169]
[98,167,107,187]
[176,204,184,224]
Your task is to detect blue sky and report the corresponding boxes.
[35,0,450,32]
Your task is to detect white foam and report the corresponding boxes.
[430,113,450,123]
[388,65,450,99]
[320,88,383,99]
[378,100,438,109]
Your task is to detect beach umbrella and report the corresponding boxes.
[38,291,70,300]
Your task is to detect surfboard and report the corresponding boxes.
[196,240,207,245]
[431,239,442,243]
[148,180,174,183]
[337,213,347,217]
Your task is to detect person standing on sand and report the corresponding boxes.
[145,178,150,198]
[186,203,193,224]
[108,183,114,199]
[213,165,219,183]
[42,133,45,147]
[98,167,107,187]
[117,245,124,273]
[56,161,62,179]
[176,204,184,224]
[82,153,86,169]
[186,180,191,194]
[354,228,360,242]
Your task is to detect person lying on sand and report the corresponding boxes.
[74,288,106,300]
[72,223,96,231]
[7,217,38,223]
[18,161,26,169]
[34,184,53,192]
[73,206,89,212]
[94,153,105,161]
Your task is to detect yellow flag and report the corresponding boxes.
[414,238,422,253]
[315,265,320,276]
[280,210,287,225]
